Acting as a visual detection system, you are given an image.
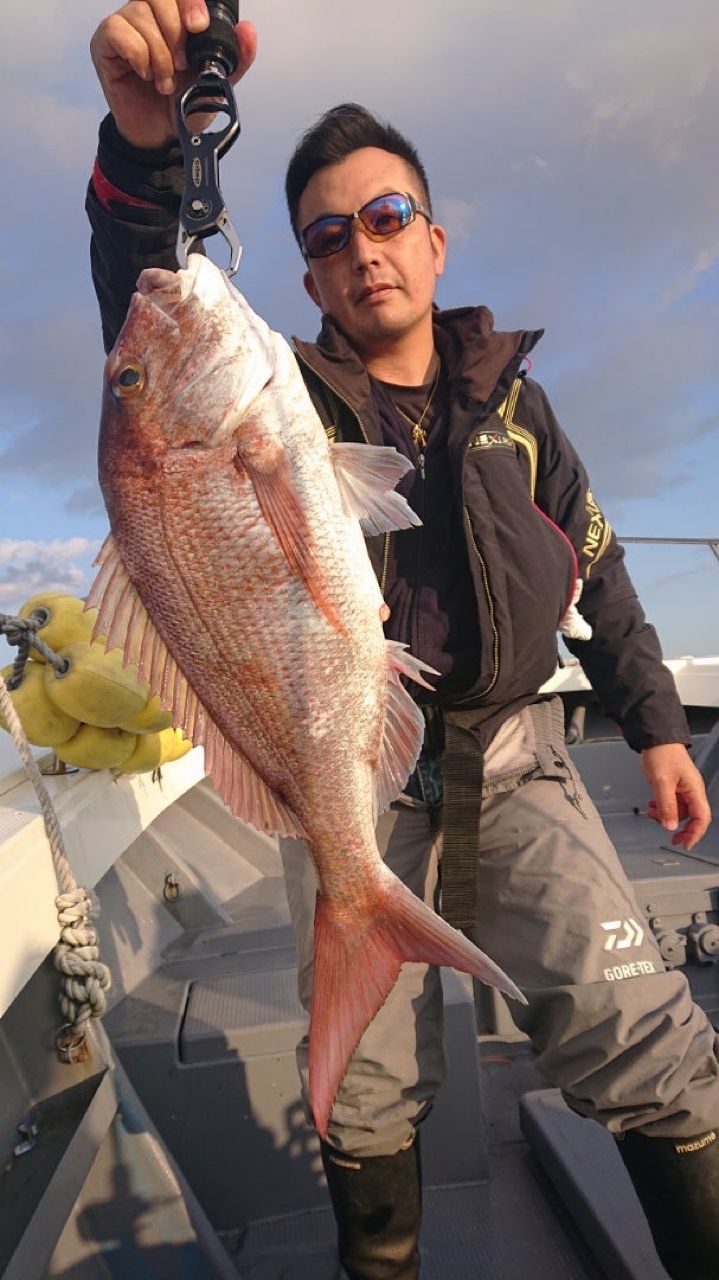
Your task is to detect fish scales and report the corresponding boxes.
[154,456,378,822]
[92,254,525,1136]
[106,381,379,815]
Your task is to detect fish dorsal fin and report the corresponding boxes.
[331,443,422,536]
[86,534,305,839]
[373,641,438,818]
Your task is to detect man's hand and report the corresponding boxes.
[641,743,711,852]
[90,1,257,150]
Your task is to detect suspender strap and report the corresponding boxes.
[440,709,485,930]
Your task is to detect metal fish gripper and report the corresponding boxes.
[176,0,242,276]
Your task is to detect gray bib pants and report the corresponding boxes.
[280,697,719,1157]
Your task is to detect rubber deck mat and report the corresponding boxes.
[226,1148,604,1279]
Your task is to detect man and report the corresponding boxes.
[88,6,719,1277]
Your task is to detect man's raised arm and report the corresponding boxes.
[87,0,256,352]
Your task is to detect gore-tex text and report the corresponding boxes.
[604,960,656,981]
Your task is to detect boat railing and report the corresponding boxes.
[619,535,719,564]
[543,534,719,706]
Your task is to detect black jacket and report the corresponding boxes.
[86,115,690,752]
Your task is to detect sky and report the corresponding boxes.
[1,0,718,681]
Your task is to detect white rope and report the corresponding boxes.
[0,670,111,1054]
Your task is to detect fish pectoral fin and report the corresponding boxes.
[331,443,422,536]
[87,535,305,839]
[373,641,439,818]
[309,873,524,1139]
[237,452,345,635]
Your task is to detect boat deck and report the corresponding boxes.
[4,683,719,1277]
[50,757,697,1279]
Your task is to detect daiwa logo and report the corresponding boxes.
[600,919,644,951]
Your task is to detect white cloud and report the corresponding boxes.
[661,236,719,306]
[26,96,101,173]
[0,0,100,68]
[1,0,719,525]
[435,198,483,246]
[511,155,550,176]
[0,2,104,178]
[0,537,98,613]
[0,302,105,483]
[568,14,714,165]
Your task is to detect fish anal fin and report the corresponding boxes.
[332,443,422,536]
[237,451,345,635]
[215,736,306,839]
[309,871,525,1139]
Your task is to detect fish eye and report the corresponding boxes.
[113,361,146,398]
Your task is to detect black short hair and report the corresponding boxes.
[285,103,432,247]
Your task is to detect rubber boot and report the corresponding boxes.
[618,1127,719,1280]
[320,1132,422,1280]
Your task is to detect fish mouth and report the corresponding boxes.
[128,257,274,448]
[136,261,198,316]
[132,259,245,445]
[136,255,234,318]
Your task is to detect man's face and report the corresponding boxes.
[297,147,446,359]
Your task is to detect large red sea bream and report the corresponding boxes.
[89,254,524,1136]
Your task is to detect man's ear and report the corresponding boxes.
[303,269,322,309]
[430,222,447,279]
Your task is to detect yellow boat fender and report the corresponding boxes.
[160,727,193,765]
[117,730,164,773]
[44,640,148,729]
[54,723,137,770]
[0,660,80,747]
[18,593,101,660]
[120,692,174,735]
[117,726,192,774]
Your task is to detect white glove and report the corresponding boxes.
[559,578,593,641]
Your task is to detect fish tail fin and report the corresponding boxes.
[309,873,524,1138]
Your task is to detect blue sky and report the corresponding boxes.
[1,0,718,664]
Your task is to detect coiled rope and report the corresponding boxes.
[1,611,70,686]
[0,613,110,1060]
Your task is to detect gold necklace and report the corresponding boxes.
[393,363,440,451]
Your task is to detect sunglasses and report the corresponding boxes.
[300,191,432,260]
